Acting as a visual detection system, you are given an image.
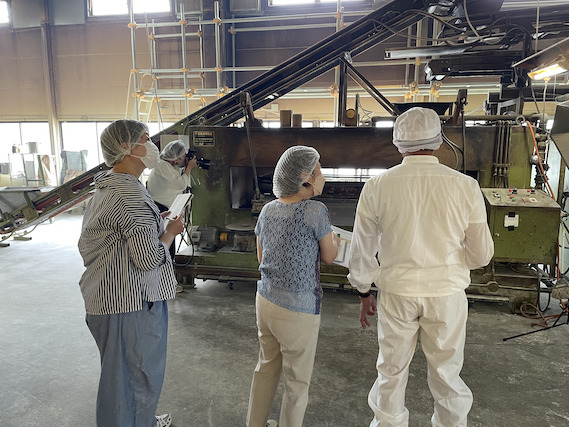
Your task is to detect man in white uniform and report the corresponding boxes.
[348,107,494,427]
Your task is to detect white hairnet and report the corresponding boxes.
[100,120,149,166]
[272,146,320,198]
[160,140,187,161]
[392,107,443,153]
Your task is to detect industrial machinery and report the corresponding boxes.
[167,114,564,312]
[148,0,567,312]
[2,0,569,312]
[0,163,108,246]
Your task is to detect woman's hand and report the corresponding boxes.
[165,215,184,236]
[160,215,185,248]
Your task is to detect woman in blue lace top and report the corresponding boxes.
[246,146,339,427]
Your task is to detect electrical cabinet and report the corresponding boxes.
[481,188,560,264]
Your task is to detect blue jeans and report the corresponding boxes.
[86,300,169,427]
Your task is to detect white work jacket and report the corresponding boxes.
[348,155,494,297]
[146,160,191,208]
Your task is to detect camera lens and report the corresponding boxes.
[197,158,211,170]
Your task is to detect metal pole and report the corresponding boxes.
[199,19,205,93]
[413,19,423,103]
[333,0,343,126]
[405,26,412,87]
[232,14,236,90]
[337,59,348,127]
[180,3,189,116]
[214,1,222,91]
[430,19,440,102]
[40,19,61,175]
[129,0,140,120]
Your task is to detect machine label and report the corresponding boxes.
[193,130,215,146]
[504,214,519,228]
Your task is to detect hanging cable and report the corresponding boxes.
[463,0,483,41]
[442,129,462,171]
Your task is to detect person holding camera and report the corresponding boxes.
[147,140,197,290]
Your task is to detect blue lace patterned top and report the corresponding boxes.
[255,199,332,314]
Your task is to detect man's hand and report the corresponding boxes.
[359,294,377,329]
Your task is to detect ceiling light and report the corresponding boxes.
[513,37,569,80]
[528,63,568,80]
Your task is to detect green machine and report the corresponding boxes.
[170,120,563,312]
[469,188,561,311]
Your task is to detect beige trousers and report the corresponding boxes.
[369,291,472,427]
[246,293,321,427]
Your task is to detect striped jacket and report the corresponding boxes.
[78,171,177,315]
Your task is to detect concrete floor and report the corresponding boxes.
[1,212,569,427]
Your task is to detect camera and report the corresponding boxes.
[186,149,211,170]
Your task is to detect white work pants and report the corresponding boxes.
[247,293,321,427]
[369,291,472,427]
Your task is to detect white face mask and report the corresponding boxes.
[311,174,325,196]
[130,142,160,169]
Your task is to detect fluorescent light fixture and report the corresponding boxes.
[528,63,568,80]
[513,37,569,80]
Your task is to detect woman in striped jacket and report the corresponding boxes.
[78,120,184,427]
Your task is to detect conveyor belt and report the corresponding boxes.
[157,0,427,132]
[0,163,109,237]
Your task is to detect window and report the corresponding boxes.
[0,122,51,162]
[270,0,359,6]
[90,0,171,17]
[20,123,51,155]
[0,1,9,24]
[60,121,175,171]
[0,123,21,163]
[61,122,105,171]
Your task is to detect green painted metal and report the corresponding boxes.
[482,188,560,264]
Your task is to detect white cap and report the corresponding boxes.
[392,107,443,154]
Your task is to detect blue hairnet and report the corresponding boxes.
[272,146,320,198]
[160,140,187,161]
[100,120,148,166]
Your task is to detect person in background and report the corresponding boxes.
[147,139,197,292]
[247,146,339,427]
[78,120,184,427]
[347,107,494,427]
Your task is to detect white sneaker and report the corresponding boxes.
[175,284,184,293]
[266,420,278,427]
[156,413,172,427]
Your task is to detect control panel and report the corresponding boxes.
[481,188,560,264]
